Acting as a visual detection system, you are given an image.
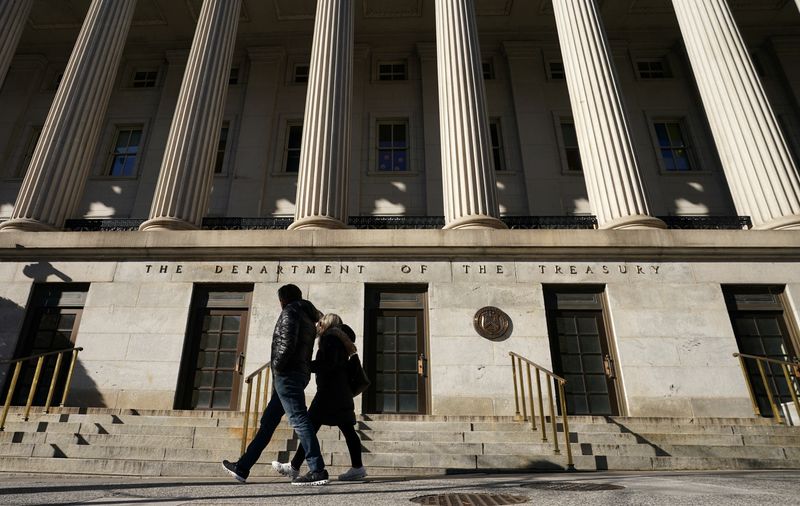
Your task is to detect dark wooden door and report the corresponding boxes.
[550,310,618,415]
[731,311,798,416]
[368,309,427,414]
[183,309,247,410]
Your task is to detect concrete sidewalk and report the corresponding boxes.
[0,470,797,505]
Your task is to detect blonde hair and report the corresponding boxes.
[316,313,342,336]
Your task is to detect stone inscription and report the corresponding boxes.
[142,262,663,279]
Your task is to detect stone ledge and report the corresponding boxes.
[0,229,798,261]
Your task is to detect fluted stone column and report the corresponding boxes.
[0,0,33,88]
[435,0,506,229]
[553,0,665,230]
[288,0,353,230]
[140,0,241,231]
[673,0,800,230]
[0,0,136,232]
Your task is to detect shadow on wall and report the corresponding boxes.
[370,180,410,215]
[22,262,73,282]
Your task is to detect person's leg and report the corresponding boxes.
[339,423,363,469]
[290,413,322,470]
[274,373,325,474]
[235,390,284,477]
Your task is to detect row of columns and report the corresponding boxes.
[0,0,799,232]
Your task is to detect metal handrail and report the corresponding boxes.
[240,362,272,455]
[733,353,800,424]
[0,347,83,431]
[508,352,574,470]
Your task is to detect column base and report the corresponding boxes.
[0,218,57,232]
[287,215,348,230]
[752,214,800,231]
[443,215,508,230]
[139,217,199,231]
[599,214,667,230]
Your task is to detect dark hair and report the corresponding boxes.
[277,284,302,303]
[341,324,356,343]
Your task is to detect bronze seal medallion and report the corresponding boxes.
[473,306,511,341]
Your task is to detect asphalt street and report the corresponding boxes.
[0,470,797,505]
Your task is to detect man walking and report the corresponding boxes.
[222,284,329,486]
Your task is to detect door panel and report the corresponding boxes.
[372,310,426,414]
[732,311,797,416]
[186,310,246,410]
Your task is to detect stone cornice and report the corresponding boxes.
[0,230,798,262]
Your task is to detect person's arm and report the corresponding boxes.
[271,306,299,372]
[312,335,348,374]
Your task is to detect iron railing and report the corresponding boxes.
[0,347,83,431]
[62,215,752,231]
[734,353,800,425]
[240,362,272,455]
[658,216,752,230]
[509,352,574,470]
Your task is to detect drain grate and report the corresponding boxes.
[410,493,530,505]
[523,481,625,491]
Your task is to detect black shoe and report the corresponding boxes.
[222,460,247,483]
[291,469,329,486]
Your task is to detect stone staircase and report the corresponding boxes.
[1,407,799,477]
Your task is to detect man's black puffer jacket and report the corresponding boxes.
[270,299,320,375]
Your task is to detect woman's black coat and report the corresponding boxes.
[308,326,356,426]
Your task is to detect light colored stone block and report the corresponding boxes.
[78,306,190,335]
[85,283,140,308]
[692,262,800,283]
[342,261,452,283]
[136,282,193,308]
[126,334,186,362]
[515,261,684,283]
[76,333,130,361]
[78,359,182,390]
[607,283,724,310]
[432,396,494,416]
[14,262,116,283]
[610,308,733,339]
[429,282,544,310]
[451,262,516,283]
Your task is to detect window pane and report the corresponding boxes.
[128,130,142,147]
[222,316,240,332]
[398,335,416,352]
[654,123,670,147]
[205,316,222,332]
[122,157,136,177]
[212,390,231,408]
[195,390,211,408]
[382,393,396,412]
[398,373,417,391]
[675,150,691,171]
[393,124,406,145]
[381,334,396,351]
[378,125,393,144]
[561,123,577,146]
[215,372,233,388]
[397,354,416,372]
[288,126,303,148]
[398,394,418,413]
[220,333,238,350]
[378,150,392,171]
[380,373,396,391]
[286,153,300,173]
[661,149,675,170]
[217,352,236,369]
[667,123,684,144]
[392,151,407,171]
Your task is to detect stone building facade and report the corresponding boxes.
[0,0,799,421]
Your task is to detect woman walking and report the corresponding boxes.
[273,314,367,481]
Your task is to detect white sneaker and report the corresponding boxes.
[272,461,299,479]
[338,467,367,481]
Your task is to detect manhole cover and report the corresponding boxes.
[523,481,625,491]
[410,493,530,505]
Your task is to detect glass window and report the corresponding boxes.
[132,70,158,88]
[489,121,505,171]
[229,67,239,85]
[214,123,229,174]
[636,59,671,79]
[108,127,143,177]
[482,61,494,80]
[378,62,407,81]
[17,126,42,178]
[294,64,309,84]
[653,120,693,171]
[285,124,303,173]
[548,61,565,80]
[377,121,408,171]
[560,120,582,172]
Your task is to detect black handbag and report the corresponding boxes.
[347,353,371,397]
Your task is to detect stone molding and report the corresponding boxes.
[1,230,798,261]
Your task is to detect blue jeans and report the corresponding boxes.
[236,372,324,476]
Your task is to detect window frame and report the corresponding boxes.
[647,116,700,174]
[553,114,584,175]
[292,63,310,84]
[103,124,146,179]
[376,61,408,82]
[130,68,159,88]
[374,119,411,173]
